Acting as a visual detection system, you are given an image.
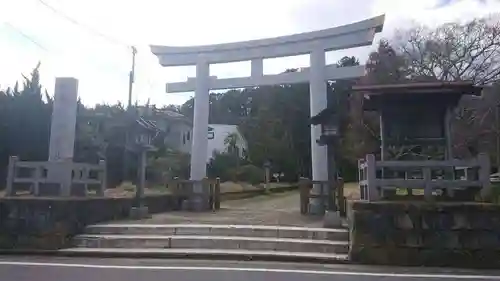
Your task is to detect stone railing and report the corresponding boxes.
[358,153,491,201]
[165,178,220,211]
[298,178,346,217]
[5,156,106,197]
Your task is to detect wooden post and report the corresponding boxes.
[479,153,492,200]
[98,160,106,196]
[299,177,309,215]
[82,167,88,196]
[6,156,18,196]
[366,154,379,200]
[358,159,365,200]
[320,182,326,215]
[443,106,456,182]
[444,107,454,160]
[264,167,270,190]
[423,167,432,200]
[379,112,386,162]
[337,178,346,217]
[214,177,221,210]
[33,164,41,196]
[207,178,214,210]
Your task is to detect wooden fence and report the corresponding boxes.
[358,153,491,201]
[165,178,221,211]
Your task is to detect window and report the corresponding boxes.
[187,131,190,141]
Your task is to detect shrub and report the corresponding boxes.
[234,164,264,185]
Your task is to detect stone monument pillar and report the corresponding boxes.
[308,48,329,215]
[47,77,79,196]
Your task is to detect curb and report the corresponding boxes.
[0,249,350,264]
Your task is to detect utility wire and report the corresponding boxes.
[2,22,49,52]
[36,0,130,49]
[2,21,129,76]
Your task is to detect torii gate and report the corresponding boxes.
[151,15,385,212]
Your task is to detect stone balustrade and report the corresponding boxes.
[5,156,106,197]
[358,153,491,201]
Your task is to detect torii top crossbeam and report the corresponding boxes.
[151,16,385,93]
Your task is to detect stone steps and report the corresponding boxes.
[70,224,349,262]
[59,248,349,262]
[84,224,349,241]
[73,234,349,254]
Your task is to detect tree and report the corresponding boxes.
[179,71,314,181]
[0,63,52,184]
[224,132,241,168]
[394,16,500,163]
[396,16,500,84]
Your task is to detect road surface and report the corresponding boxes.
[0,256,499,281]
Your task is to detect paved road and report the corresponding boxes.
[1,256,500,281]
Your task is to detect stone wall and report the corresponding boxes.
[349,201,500,268]
[0,195,179,250]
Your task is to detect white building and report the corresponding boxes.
[138,107,247,162]
[207,124,248,163]
[136,107,193,154]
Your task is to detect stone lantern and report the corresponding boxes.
[129,117,159,219]
[310,107,341,214]
[311,107,340,181]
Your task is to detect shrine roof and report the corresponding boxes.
[352,81,482,96]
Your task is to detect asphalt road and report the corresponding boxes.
[1,257,500,281]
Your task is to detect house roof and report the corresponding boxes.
[136,117,161,132]
[352,81,483,96]
[355,81,483,111]
[156,109,192,125]
[310,82,483,123]
[310,107,337,125]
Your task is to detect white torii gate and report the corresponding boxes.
[151,15,385,212]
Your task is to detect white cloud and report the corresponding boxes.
[0,0,498,106]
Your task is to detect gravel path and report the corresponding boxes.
[116,190,324,227]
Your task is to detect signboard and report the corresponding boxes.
[208,127,215,140]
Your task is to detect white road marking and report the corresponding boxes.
[0,261,498,279]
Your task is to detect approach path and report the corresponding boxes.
[114,190,323,227]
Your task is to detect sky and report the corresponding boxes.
[0,0,499,107]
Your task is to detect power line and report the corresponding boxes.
[36,0,130,49]
[2,21,130,77]
[2,22,49,52]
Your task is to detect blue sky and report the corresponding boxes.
[0,0,499,106]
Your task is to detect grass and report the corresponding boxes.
[343,182,425,200]
[343,182,360,200]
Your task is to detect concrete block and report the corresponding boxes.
[323,211,343,228]
[237,239,276,251]
[323,242,349,254]
[249,228,279,238]
[278,229,309,239]
[129,206,151,220]
[175,226,211,235]
[170,237,209,249]
[274,240,317,252]
[125,226,176,235]
[396,213,414,229]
